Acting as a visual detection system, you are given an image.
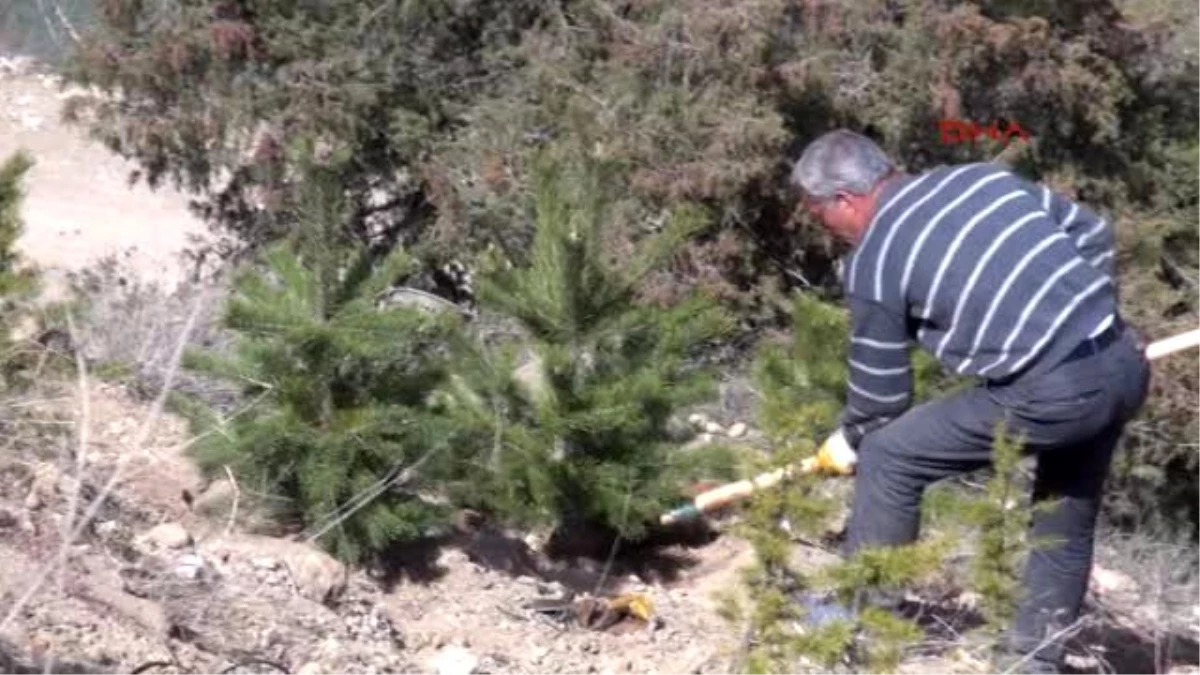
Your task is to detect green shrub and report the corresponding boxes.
[179,155,464,564]
[441,150,740,541]
[0,151,45,389]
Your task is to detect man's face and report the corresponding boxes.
[801,191,869,246]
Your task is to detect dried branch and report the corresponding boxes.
[0,287,213,634]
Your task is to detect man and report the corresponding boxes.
[791,129,1151,673]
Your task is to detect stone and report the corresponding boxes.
[664,415,694,441]
[24,462,61,510]
[513,356,547,400]
[428,645,479,675]
[1090,565,1135,595]
[1065,654,1101,670]
[727,422,748,438]
[174,553,207,580]
[703,421,725,435]
[282,543,348,605]
[137,522,193,551]
[295,662,324,675]
[193,479,236,516]
[0,56,34,77]
[687,413,707,428]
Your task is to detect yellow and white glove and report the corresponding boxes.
[801,428,858,476]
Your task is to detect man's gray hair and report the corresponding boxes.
[791,130,894,200]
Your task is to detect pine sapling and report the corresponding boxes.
[724,292,952,673]
[0,151,45,389]
[958,420,1064,657]
[177,147,464,564]
[722,292,856,672]
[444,148,740,545]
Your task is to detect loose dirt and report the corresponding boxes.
[1,56,207,301]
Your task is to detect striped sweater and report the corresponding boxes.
[838,162,1118,447]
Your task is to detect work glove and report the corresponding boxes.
[801,427,858,476]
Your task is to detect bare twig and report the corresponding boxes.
[49,0,82,44]
[221,465,240,539]
[1001,617,1090,674]
[593,476,633,596]
[60,312,90,541]
[302,440,444,545]
[728,622,756,673]
[0,288,212,634]
[1155,570,1165,674]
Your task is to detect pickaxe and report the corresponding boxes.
[660,327,1200,526]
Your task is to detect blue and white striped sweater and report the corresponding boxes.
[838,162,1117,446]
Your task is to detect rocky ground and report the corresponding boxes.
[0,379,760,675]
[1,54,208,302]
[0,376,1196,675]
[0,54,758,675]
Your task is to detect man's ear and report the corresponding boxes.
[835,190,865,213]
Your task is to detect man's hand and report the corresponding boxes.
[802,428,858,476]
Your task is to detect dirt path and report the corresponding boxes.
[0,56,207,299]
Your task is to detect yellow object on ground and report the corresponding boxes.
[608,592,655,623]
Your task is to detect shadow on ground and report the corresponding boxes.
[377,535,452,587]
[900,595,990,644]
[896,594,1200,674]
[375,510,722,594]
[1064,612,1200,674]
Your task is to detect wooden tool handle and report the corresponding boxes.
[660,327,1199,526]
[1146,328,1200,361]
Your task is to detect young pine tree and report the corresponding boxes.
[179,151,463,565]
[0,151,44,388]
[958,421,1063,662]
[721,292,948,673]
[444,151,739,544]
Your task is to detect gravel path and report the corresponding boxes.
[0,56,207,300]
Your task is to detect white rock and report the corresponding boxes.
[1090,565,1135,595]
[193,479,236,515]
[531,645,551,664]
[202,535,348,603]
[687,413,706,428]
[174,553,207,579]
[513,358,546,400]
[282,543,348,605]
[727,422,748,438]
[522,532,545,553]
[252,556,279,571]
[703,421,725,435]
[428,645,479,675]
[295,663,324,675]
[138,522,193,550]
[0,56,33,76]
[698,433,714,444]
[1064,654,1101,670]
[24,462,61,510]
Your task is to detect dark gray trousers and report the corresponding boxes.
[842,322,1151,671]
